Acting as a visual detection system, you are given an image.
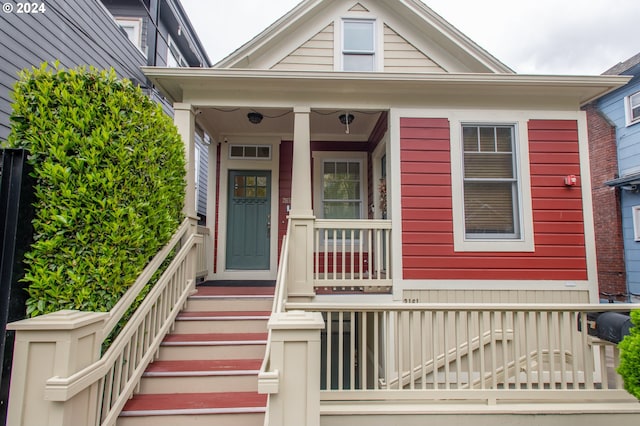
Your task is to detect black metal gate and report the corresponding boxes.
[0,149,34,425]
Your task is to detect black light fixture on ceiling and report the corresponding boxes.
[339,113,354,125]
[247,112,263,124]
[339,113,354,134]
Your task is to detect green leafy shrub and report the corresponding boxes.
[6,63,185,317]
[618,310,640,400]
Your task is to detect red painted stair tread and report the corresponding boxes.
[122,391,267,411]
[146,359,262,373]
[163,332,268,343]
[194,286,274,296]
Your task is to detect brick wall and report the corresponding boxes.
[584,103,627,300]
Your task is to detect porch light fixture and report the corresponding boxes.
[339,113,354,125]
[247,112,263,124]
[339,113,354,134]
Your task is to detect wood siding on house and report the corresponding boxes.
[278,141,294,255]
[383,25,445,73]
[597,74,640,299]
[271,23,334,71]
[400,117,588,281]
[0,0,148,141]
[403,289,590,304]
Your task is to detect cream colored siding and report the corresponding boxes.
[403,289,591,304]
[271,23,334,71]
[349,3,369,12]
[384,25,445,73]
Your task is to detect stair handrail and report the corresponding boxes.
[42,217,202,426]
[259,219,291,384]
[103,217,194,337]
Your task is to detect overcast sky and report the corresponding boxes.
[180,0,639,75]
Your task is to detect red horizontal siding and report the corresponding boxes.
[400,118,587,281]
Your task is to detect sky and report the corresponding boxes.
[180,0,639,75]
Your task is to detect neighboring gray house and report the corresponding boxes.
[590,53,640,302]
[0,0,211,219]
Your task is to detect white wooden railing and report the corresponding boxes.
[258,221,291,392]
[41,218,202,425]
[196,225,210,278]
[286,301,639,404]
[314,220,391,288]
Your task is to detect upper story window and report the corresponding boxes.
[626,91,640,126]
[116,17,143,53]
[342,19,375,72]
[167,36,187,67]
[462,125,520,239]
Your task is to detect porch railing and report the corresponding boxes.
[196,225,210,279]
[314,219,391,289]
[14,218,202,425]
[286,301,639,404]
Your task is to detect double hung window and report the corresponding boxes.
[462,125,520,239]
[342,20,375,72]
[322,160,362,219]
[626,91,640,126]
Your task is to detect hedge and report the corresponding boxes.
[5,63,185,317]
[618,310,640,400]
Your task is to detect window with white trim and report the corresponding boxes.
[342,19,375,72]
[633,206,640,241]
[115,17,143,53]
[167,36,187,67]
[626,91,640,126]
[322,160,363,219]
[462,124,520,239]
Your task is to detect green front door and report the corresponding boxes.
[226,170,271,270]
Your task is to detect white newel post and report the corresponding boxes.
[288,106,315,300]
[262,311,324,426]
[173,102,197,220]
[7,310,107,426]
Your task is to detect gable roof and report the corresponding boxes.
[214,0,514,74]
[603,52,640,77]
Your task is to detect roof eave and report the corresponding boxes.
[143,67,630,106]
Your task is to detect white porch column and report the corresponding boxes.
[173,103,197,220]
[289,107,315,299]
[204,139,218,280]
[259,311,324,426]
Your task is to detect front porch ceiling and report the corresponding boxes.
[197,107,382,141]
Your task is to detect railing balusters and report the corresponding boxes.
[291,302,635,408]
[361,311,367,390]
[374,311,379,390]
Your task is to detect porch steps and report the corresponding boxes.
[117,285,273,426]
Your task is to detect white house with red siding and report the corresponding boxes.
[145,0,627,306]
[8,2,640,425]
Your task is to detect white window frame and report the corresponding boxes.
[313,151,367,220]
[462,124,520,240]
[450,115,534,252]
[115,17,143,53]
[625,91,640,126]
[633,206,640,241]
[167,35,187,67]
[228,144,272,160]
[341,19,376,72]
